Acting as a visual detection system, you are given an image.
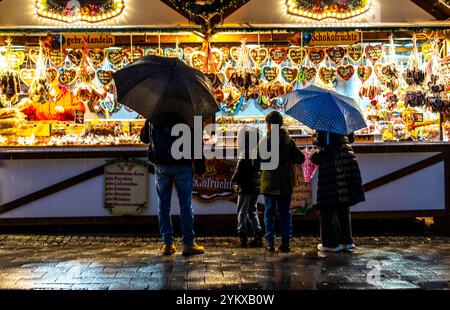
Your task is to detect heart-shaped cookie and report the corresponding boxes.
[210,48,225,71]
[298,66,317,83]
[421,43,434,61]
[58,68,77,85]
[144,47,163,57]
[46,67,58,82]
[308,48,326,66]
[326,47,347,65]
[28,48,40,64]
[100,96,116,114]
[269,47,288,64]
[88,49,106,67]
[164,47,184,59]
[97,69,114,85]
[281,67,299,84]
[347,44,363,62]
[288,47,307,65]
[336,65,355,81]
[357,64,372,83]
[220,47,230,61]
[318,67,337,84]
[183,47,197,62]
[107,49,125,68]
[230,46,241,62]
[374,63,387,84]
[250,47,269,66]
[262,66,279,82]
[68,49,83,67]
[365,45,383,64]
[225,66,236,80]
[125,48,144,63]
[190,51,206,71]
[49,50,66,66]
[6,51,26,68]
[79,68,96,84]
[19,68,36,86]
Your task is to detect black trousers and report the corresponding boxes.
[319,206,353,248]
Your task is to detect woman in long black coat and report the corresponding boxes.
[311,131,365,252]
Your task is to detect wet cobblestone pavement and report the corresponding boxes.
[0,234,449,290]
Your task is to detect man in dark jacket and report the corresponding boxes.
[257,111,305,252]
[140,112,205,257]
[231,127,262,248]
[311,131,365,253]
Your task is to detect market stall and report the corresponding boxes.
[0,0,449,225]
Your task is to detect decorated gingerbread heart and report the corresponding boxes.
[421,43,434,61]
[288,47,307,66]
[125,48,144,63]
[190,51,206,71]
[97,69,114,85]
[183,47,198,62]
[6,50,26,68]
[220,47,230,61]
[281,67,299,84]
[144,47,163,57]
[225,66,236,80]
[365,45,383,64]
[211,48,225,71]
[250,47,269,66]
[88,49,106,67]
[19,68,36,86]
[308,48,326,66]
[100,96,116,114]
[58,68,77,85]
[229,46,241,62]
[49,50,66,66]
[269,47,288,65]
[68,49,83,67]
[357,64,372,83]
[298,66,317,83]
[326,47,346,65]
[347,44,363,62]
[164,47,184,59]
[107,49,125,68]
[262,66,279,82]
[374,63,387,84]
[28,48,40,64]
[336,65,355,81]
[46,67,58,82]
[318,67,337,84]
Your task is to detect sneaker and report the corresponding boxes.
[339,244,356,251]
[317,244,341,253]
[161,243,176,256]
[182,243,205,256]
[266,240,275,252]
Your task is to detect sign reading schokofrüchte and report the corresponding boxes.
[104,159,148,216]
[63,33,115,48]
[309,32,361,47]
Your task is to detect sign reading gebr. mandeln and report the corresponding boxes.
[63,33,115,49]
[104,159,148,216]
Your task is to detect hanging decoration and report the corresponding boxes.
[286,0,372,20]
[35,0,125,23]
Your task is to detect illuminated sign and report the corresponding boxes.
[35,0,125,23]
[286,0,371,20]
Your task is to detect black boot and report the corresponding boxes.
[279,238,291,252]
[266,239,275,252]
[239,233,248,248]
[249,231,263,248]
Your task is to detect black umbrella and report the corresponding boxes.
[113,55,219,127]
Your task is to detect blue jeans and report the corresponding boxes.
[264,195,292,242]
[155,164,195,245]
[237,194,262,235]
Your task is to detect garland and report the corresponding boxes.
[168,0,249,17]
[287,0,371,20]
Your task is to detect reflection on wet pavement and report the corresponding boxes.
[0,235,448,290]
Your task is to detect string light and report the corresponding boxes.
[287,0,371,21]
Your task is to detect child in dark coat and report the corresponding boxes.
[231,126,263,247]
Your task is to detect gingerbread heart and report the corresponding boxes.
[68,49,83,67]
[49,50,66,66]
[144,47,163,57]
[107,49,125,68]
[318,67,337,84]
[164,47,184,59]
[79,68,96,84]
[288,47,307,65]
[298,66,317,83]
[262,66,279,82]
[220,47,230,61]
[229,46,241,62]
[46,67,58,82]
[347,44,363,62]
[19,68,36,86]
[308,48,326,66]
[125,48,144,63]
[100,96,116,114]
[225,66,236,80]
[281,67,299,84]
[336,65,355,81]
[97,69,114,85]
[374,63,387,84]
[250,47,269,66]
[357,64,372,83]
[88,49,106,67]
[269,47,288,64]
[190,51,207,71]
[326,47,347,65]
[6,51,26,68]
[58,68,77,85]
[183,47,197,62]
[421,43,434,61]
[365,45,383,64]
[28,48,40,64]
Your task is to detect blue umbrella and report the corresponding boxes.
[282,85,367,136]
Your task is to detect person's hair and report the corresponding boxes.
[265,111,283,126]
